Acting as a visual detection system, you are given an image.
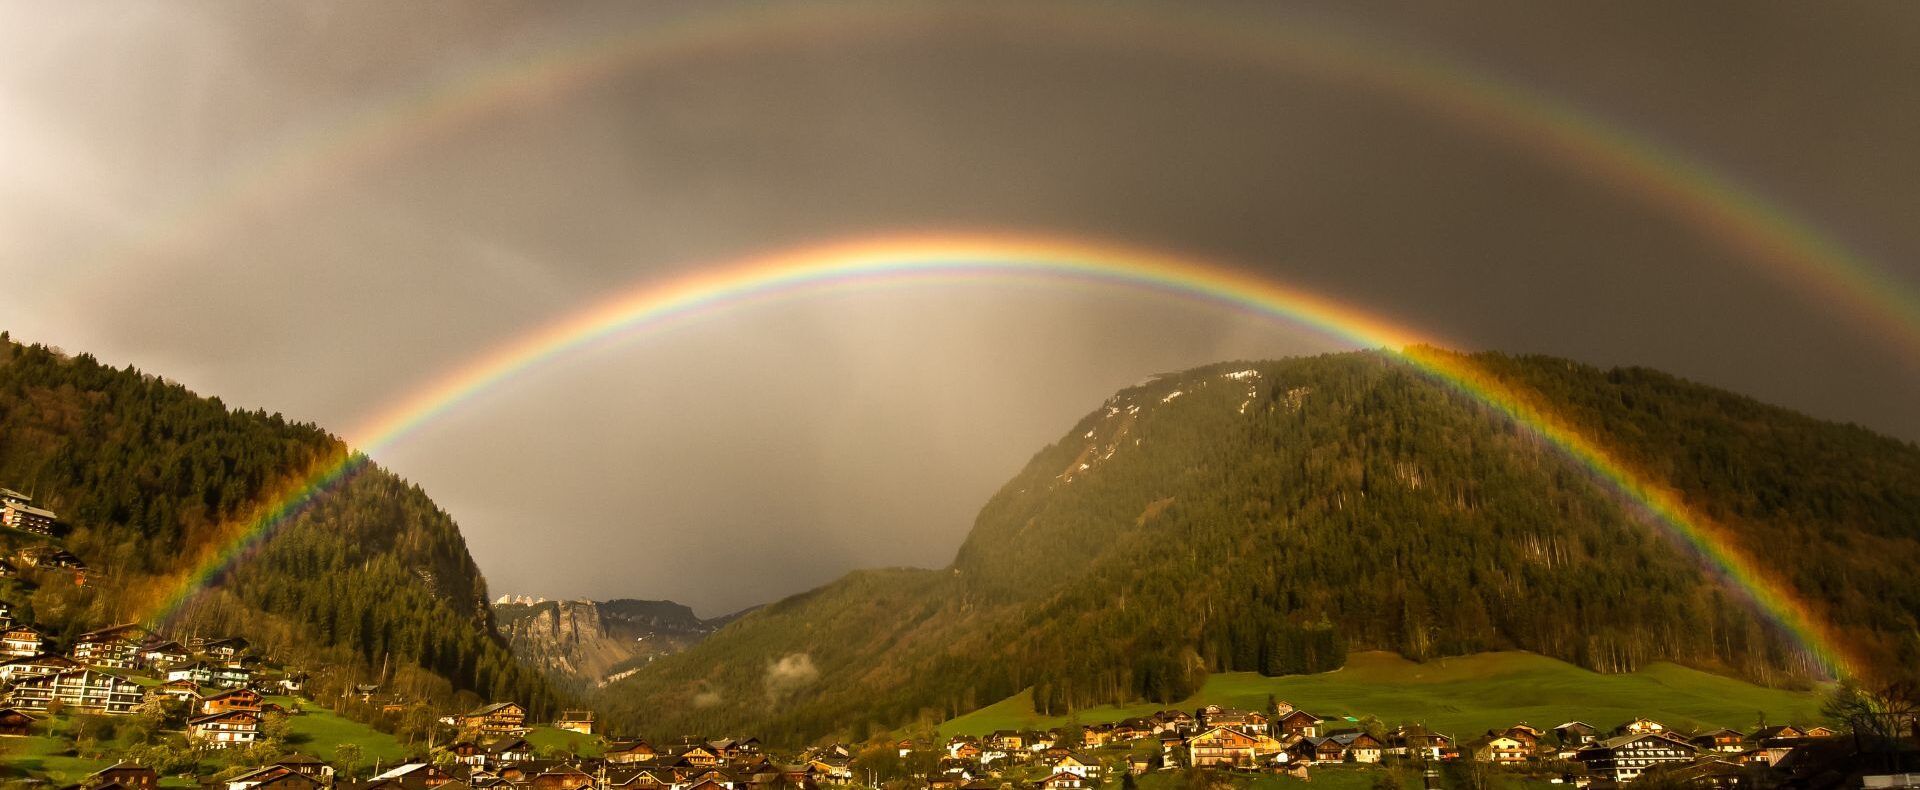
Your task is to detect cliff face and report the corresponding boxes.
[494,598,723,688]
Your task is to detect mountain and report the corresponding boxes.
[493,597,734,689]
[597,348,1920,744]
[0,335,556,716]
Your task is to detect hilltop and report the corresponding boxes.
[598,349,1920,743]
[0,335,555,716]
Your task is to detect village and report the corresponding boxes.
[0,488,1894,790]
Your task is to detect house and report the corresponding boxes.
[1200,706,1270,735]
[189,709,261,748]
[1328,731,1385,763]
[138,639,191,668]
[197,636,250,661]
[1693,728,1747,753]
[555,709,594,734]
[2,625,44,657]
[225,766,323,790]
[155,678,200,702]
[1614,717,1668,737]
[70,624,151,669]
[608,739,661,764]
[1040,772,1089,790]
[1644,758,1750,788]
[458,701,528,735]
[1574,733,1699,783]
[368,763,458,787]
[1,491,56,536]
[0,653,79,682]
[988,730,1027,751]
[0,706,35,737]
[81,762,158,790]
[1554,722,1602,748]
[1275,709,1322,738]
[1747,725,1804,743]
[1388,727,1454,761]
[1466,733,1530,764]
[805,757,853,782]
[1188,726,1262,768]
[7,668,142,714]
[485,735,534,763]
[200,687,263,715]
[272,754,334,781]
[1050,752,1102,778]
[18,545,83,570]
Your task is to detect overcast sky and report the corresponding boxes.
[3,2,1917,616]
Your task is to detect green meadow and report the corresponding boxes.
[941,651,1826,739]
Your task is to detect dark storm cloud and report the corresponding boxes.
[2,1,1915,614]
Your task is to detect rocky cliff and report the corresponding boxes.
[494,597,729,689]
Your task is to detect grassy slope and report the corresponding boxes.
[271,697,410,765]
[942,651,1825,739]
[525,725,606,757]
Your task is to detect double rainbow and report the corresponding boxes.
[141,232,1858,679]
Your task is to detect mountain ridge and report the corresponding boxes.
[596,349,1920,744]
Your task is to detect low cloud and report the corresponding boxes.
[765,652,819,701]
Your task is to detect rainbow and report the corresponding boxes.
[79,4,1920,364]
[141,232,1859,678]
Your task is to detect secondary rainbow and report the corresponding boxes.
[81,4,1920,365]
[140,231,1859,678]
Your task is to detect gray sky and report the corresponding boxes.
[3,2,1917,616]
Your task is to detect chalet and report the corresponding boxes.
[1502,725,1543,753]
[368,763,458,788]
[606,769,673,790]
[947,739,982,761]
[1274,709,1322,738]
[155,678,200,702]
[680,744,723,766]
[1200,706,1270,735]
[138,638,190,668]
[1574,733,1698,783]
[1614,717,1668,737]
[200,687,263,715]
[7,668,142,714]
[197,636,250,661]
[805,757,853,782]
[1465,733,1530,764]
[458,701,528,735]
[273,754,334,782]
[1288,736,1347,764]
[224,766,323,790]
[1327,731,1385,763]
[609,739,661,764]
[0,706,35,737]
[554,708,595,734]
[1693,728,1747,753]
[988,730,1027,751]
[188,708,261,748]
[486,735,534,763]
[1154,710,1198,735]
[1802,726,1837,738]
[18,545,83,570]
[1050,752,1102,778]
[0,653,79,682]
[70,624,150,669]
[1748,724,1805,743]
[1388,727,1454,761]
[1555,722,1602,748]
[1188,726,1262,768]
[529,764,596,790]
[1,494,56,536]
[1645,758,1750,788]
[1110,719,1153,742]
[82,763,158,790]
[163,660,248,688]
[2,625,45,657]
[1039,772,1089,790]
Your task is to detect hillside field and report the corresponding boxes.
[941,651,1827,738]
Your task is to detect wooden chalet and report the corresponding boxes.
[188,708,261,748]
[457,701,528,735]
[554,708,595,734]
[1465,732,1530,764]
[1039,772,1089,790]
[608,739,661,764]
[1554,721,1602,747]
[0,706,35,736]
[1188,726,1262,768]
[1274,709,1322,738]
[69,624,150,669]
[1693,728,1748,753]
[1614,717,1668,736]
[200,687,263,715]
[1,624,44,657]
[225,766,325,790]
[81,763,158,790]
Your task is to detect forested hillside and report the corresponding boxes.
[599,349,1920,744]
[0,335,555,715]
